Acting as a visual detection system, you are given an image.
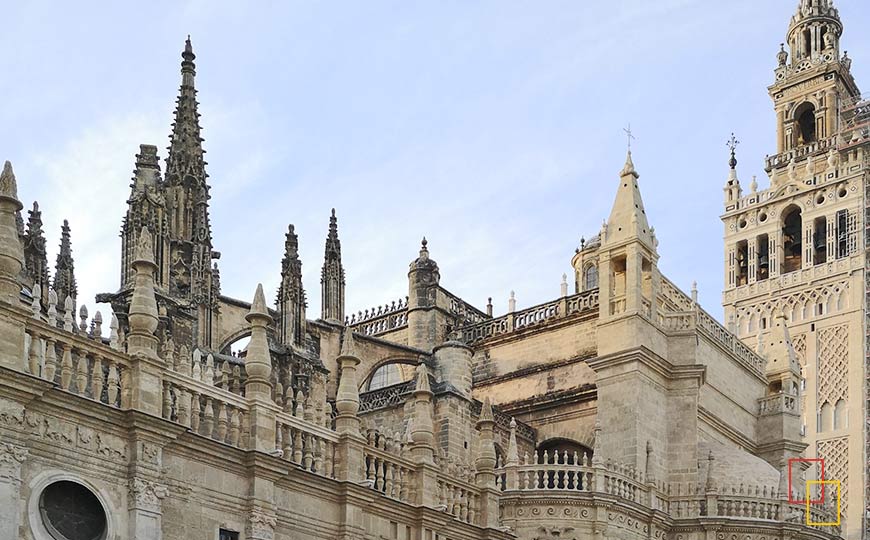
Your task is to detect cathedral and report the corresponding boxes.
[0,1,865,539]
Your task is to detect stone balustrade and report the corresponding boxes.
[437,474,480,525]
[363,443,415,503]
[759,392,798,415]
[764,136,838,170]
[24,315,132,409]
[162,373,250,448]
[359,379,414,413]
[276,410,337,477]
[346,296,408,334]
[460,290,598,345]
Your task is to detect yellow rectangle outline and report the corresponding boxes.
[805,480,841,526]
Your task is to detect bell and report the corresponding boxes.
[758,255,769,268]
[814,236,826,251]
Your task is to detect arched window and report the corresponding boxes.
[833,399,847,429]
[365,361,416,391]
[795,102,817,145]
[782,206,803,274]
[819,402,833,432]
[583,264,599,291]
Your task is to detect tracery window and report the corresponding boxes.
[583,264,598,291]
[39,481,107,540]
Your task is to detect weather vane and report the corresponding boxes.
[727,132,740,169]
[623,124,636,151]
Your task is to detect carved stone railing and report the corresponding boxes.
[459,290,599,346]
[437,473,481,525]
[759,392,798,416]
[276,409,338,478]
[162,371,250,449]
[660,311,695,332]
[362,430,416,503]
[441,287,489,327]
[359,380,415,413]
[23,315,133,409]
[765,136,838,170]
[346,297,408,336]
[695,309,765,375]
[659,277,766,377]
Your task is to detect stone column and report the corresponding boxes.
[0,442,27,540]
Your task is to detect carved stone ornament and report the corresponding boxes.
[0,442,28,480]
[534,526,577,540]
[128,478,168,513]
[248,508,278,540]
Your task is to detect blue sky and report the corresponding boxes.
[1,0,867,324]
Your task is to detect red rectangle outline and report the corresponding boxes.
[788,458,825,504]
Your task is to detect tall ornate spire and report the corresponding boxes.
[22,202,48,298]
[320,209,345,322]
[52,220,77,307]
[278,224,307,347]
[165,36,208,197]
[0,161,24,303]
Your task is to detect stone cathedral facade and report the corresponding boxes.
[0,2,863,540]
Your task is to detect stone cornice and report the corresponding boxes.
[588,346,706,388]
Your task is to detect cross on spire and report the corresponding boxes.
[727,132,740,169]
[623,124,636,151]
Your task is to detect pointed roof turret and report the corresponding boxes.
[764,311,801,379]
[52,220,77,304]
[604,151,655,250]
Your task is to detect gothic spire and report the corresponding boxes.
[52,220,77,306]
[22,201,48,295]
[278,224,307,347]
[164,36,212,247]
[321,209,345,322]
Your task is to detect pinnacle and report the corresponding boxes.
[480,397,494,422]
[0,160,20,203]
[619,150,637,178]
[248,283,270,320]
[340,328,357,358]
[134,226,155,264]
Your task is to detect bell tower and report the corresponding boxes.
[722,2,868,537]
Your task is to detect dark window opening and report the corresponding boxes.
[40,481,107,540]
[220,530,240,540]
[796,103,817,145]
[756,234,770,281]
[836,209,849,258]
[782,207,802,274]
[813,217,827,265]
[736,240,749,286]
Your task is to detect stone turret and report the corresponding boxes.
[0,161,24,303]
[433,333,472,396]
[320,209,345,323]
[755,311,805,471]
[407,238,446,351]
[52,220,77,312]
[278,224,306,348]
